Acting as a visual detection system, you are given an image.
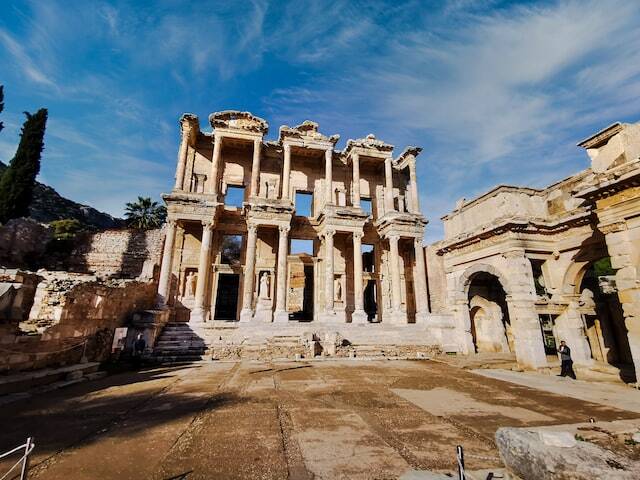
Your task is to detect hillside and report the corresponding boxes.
[0,161,122,228]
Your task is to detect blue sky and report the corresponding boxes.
[1,0,640,243]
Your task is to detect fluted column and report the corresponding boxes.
[352,153,361,208]
[210,135,222,197]
[324,229,335,313]
[413,237,429,322]
[191,221,214,322]
[325,148,333,206]
[388,234,402,316]
[157,220,177,306]
[174,127,190,191]
[408,159,419,213]
[282,143,291,201]
[384,156,395,213]
[352,231,367,324]
[274,225,290,322]
[240,224,258,322]
[250,139,262,198]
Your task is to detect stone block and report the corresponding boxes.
[496,427,640,479]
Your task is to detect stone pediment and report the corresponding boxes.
[209,110,269,134]
[344,134,394,156]
[278,120,339,145]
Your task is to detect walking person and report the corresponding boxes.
[557,341,576,379]
[132,333,146,369]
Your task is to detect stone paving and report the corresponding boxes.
[1,360,639,480]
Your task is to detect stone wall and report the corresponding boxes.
[1,271,156,373]
[66,228,164,279]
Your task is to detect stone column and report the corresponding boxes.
[408,158,420,213]
[282,143,291,201]
[174,126,190,191]
[250,138,262,198]
[210,135,222,197]
[413,237,429,322]
[603,223,640,373]
[191,221,214,322]
[240,224,258,322]
[324,229,335,313]
[388,234,404,322]
[384,156,395,213]
[274,225,290,323]
[352,153,361,208]
[157,220,177,306]
[325,148,333,206]
[352,231,367,324]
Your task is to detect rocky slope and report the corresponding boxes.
[0,161,121,228]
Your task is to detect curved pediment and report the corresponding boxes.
[209,110,269,134]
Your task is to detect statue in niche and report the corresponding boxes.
[259,272,270,299]
[398,195,406,213]
[267,181,277,199]
[185,271,197,298]
[335,277,343,301]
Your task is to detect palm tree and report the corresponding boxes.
[124,196,167,229]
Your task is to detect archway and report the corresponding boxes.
[466,272,513,353]
[579,258,633,372]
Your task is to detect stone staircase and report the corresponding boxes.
[148,322,208,364]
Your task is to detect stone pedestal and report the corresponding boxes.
[351,310,368,324]
[253,298,273,322]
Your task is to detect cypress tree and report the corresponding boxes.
[0,108,48,224]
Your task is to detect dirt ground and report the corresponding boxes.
[1,359,638,480]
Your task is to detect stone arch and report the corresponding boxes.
[561,260,591,295]
[457,263,512,298]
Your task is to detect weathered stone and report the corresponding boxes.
[496,427,640,479]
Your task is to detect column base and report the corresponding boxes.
[389,310,408,325]
[274,310,289,323]
[415,310,430,325]
[239,308,254,323]
[351,309,368,324]
[189,307,207,323]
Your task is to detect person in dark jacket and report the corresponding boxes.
[133,333,146,368]
[558,341,576,379]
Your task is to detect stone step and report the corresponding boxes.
[154,346,207,354]
[147,355,204,364]
[0,362,101,396]
[156,340,204,347]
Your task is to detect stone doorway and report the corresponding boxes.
[214,273,240,320]
[581,259,634,374]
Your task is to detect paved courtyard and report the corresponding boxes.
[2,360,639,480]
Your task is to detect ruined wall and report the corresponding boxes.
[425,244,447,314]
[66,228,164,279]
[1,272,156,373]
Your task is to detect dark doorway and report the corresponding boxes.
[364,279,377,321]
[580,258,634,380]
[539,314,558,355]
[214,274,240,320]
[302,265,314,320]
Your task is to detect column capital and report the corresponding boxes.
[283,142,291,153]
[324,228,336,238]
[388,233,400,243]
[166,218,178,228]
[201,220,215,230]
[353,231,363,240]
[247,223,258,235]
[278,224,291,234]
[213,134,222,146]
